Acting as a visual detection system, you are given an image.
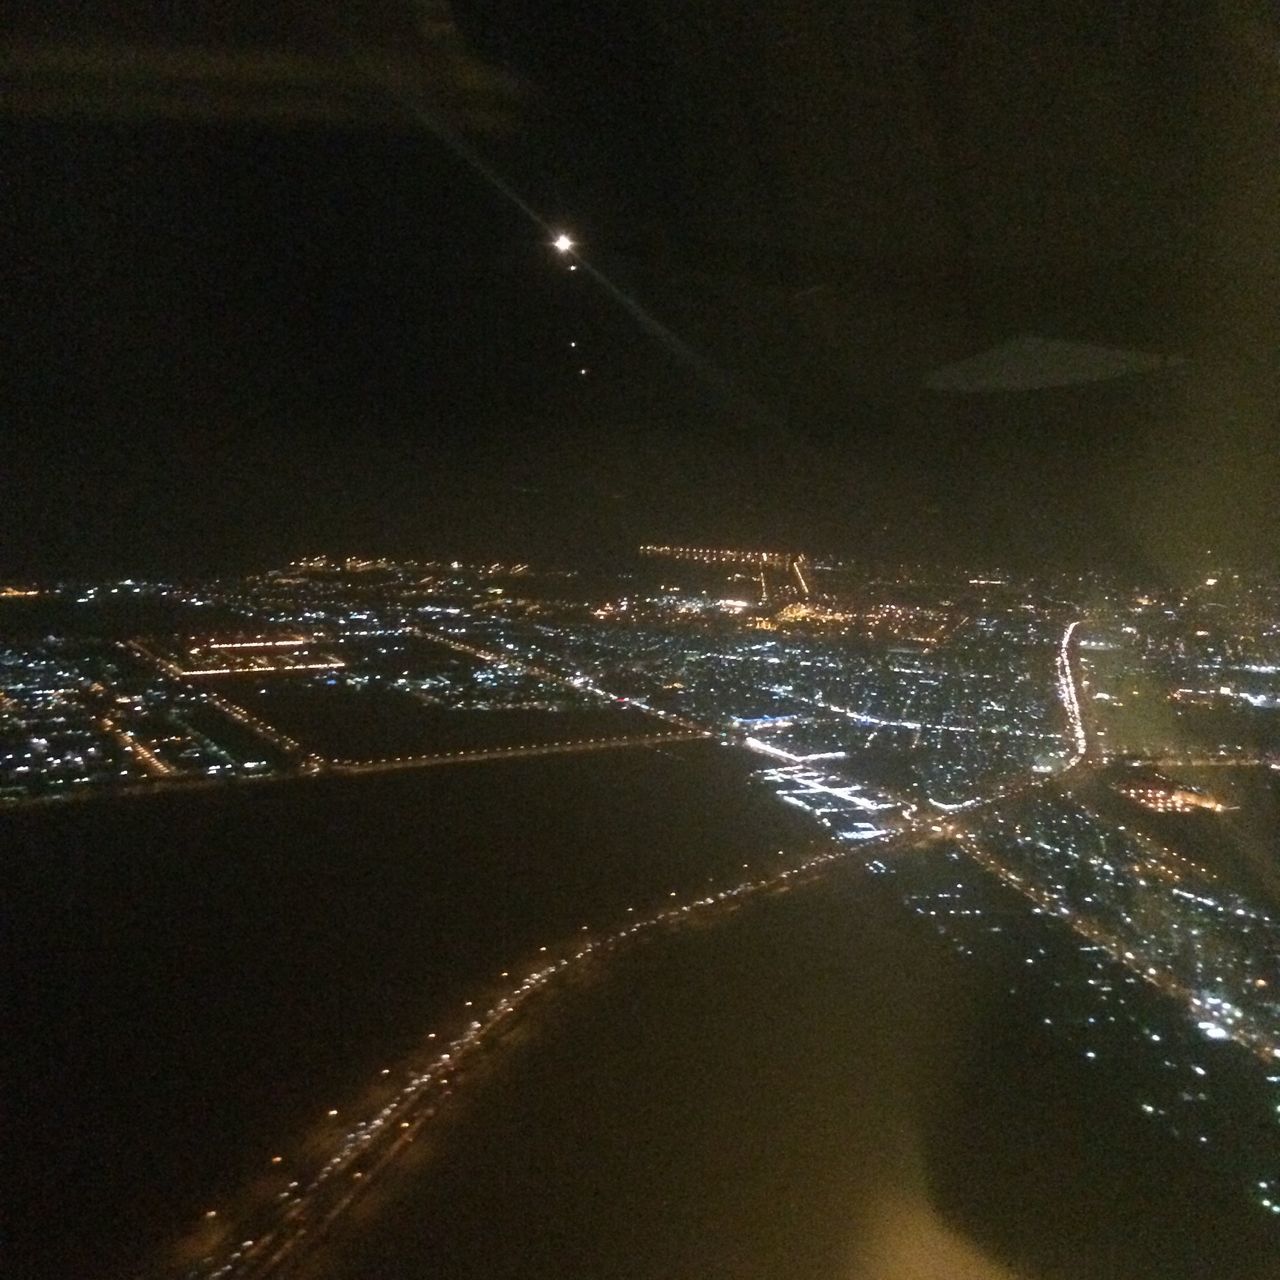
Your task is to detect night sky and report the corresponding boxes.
[3,2,1279,578]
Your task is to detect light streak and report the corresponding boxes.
[98,717,175,778]
[753,762,896,812]
[197,688,311,762]
[1056,619,1088,765]
[638,545,792,569]
[791,556,811,597]
[743,735,826,762]
[125,640,343,683]
[205,639,308,651]
[330,731,708,773]
[821,701,1058,741]
[181,661,345,678]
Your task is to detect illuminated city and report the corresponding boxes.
[5,550,1280,1275]
[8,7,1280,1277]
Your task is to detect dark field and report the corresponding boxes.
[209,678,666,760]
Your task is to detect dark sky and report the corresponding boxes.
[3,2,1279,577]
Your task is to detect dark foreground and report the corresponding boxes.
[325,871,1279,1280]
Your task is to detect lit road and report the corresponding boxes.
[1138,754,1275,769]
[163,829,927,1280]
[1056,618,1089,766]
[97,715,175,778]
[328,729,710,774]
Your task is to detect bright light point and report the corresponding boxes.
[568,264,577,271]
[552,233,574,253]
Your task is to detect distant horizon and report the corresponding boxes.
[2,543,1255,590]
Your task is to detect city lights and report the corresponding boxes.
[7,552,1280,1261]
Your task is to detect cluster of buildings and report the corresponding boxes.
[0,637,278,799]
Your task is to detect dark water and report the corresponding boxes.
[7,745,1278,1279]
